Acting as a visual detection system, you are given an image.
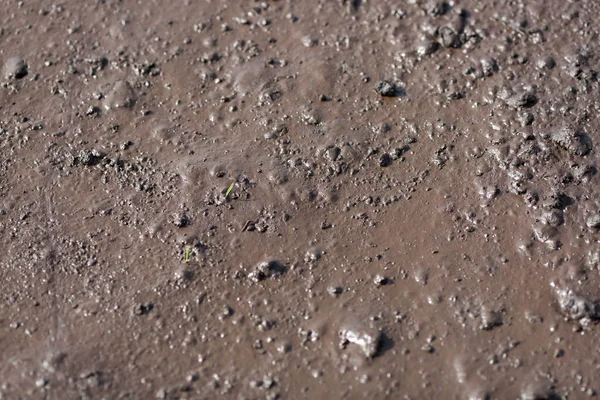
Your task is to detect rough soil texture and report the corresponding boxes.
[2,0,600,399]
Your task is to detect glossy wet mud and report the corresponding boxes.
[2,0,600,399]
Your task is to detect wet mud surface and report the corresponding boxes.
[2,0,600,399]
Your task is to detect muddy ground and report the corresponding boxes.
[2,0,600,399]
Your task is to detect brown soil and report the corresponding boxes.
[2,1,600,399]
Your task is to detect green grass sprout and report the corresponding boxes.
[226,182,234,198]
[184,246,190,262]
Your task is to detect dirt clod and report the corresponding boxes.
[373,80,396,97]
[3,57,27,79]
